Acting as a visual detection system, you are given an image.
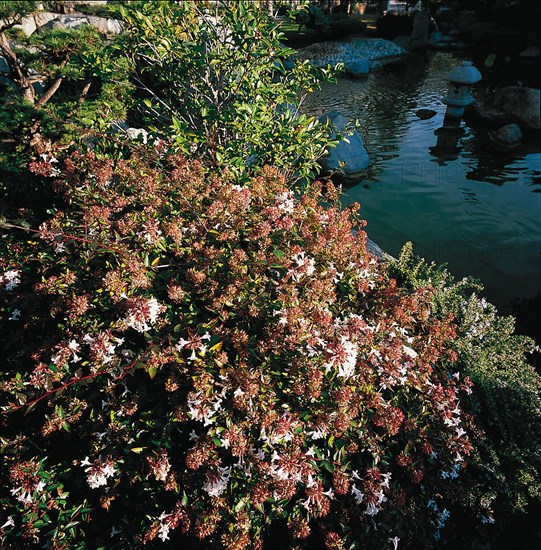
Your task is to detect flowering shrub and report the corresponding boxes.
[2,150,481,548]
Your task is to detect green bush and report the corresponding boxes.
[111,0,337,184]
[387,242,541,545]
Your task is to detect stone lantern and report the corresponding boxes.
[442,61,482,118]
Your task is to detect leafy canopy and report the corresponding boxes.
[112,0,338,183]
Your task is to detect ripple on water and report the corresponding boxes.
[303,51,541,307]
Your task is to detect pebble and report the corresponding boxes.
[296,38,407,71]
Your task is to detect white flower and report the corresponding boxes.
[1,270,21,291]
[10,487,33,505]
[274,191,295,213]
[306,446,316,457]
[324,336,358,379]
[1,517,15,529]
[305,474,317,488]
[391,536,400,550]
[364,502,380,516]
[158,522,170,542]
[202,466,231,497]
[351,485,365,504]
[176,337,189,350]
[309,426,328,440]
[402,345,418,359]
[288,252,316,282]
[9,309,21,321]
[82,458,116,489]
[125,297,163,332]
[323,487,335,499]
[381,472,392,488]
[35,480,46,493]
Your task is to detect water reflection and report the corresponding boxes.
[302,50,541,307]
[430,116,466,163]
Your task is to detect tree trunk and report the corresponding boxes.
[0,32,36,104]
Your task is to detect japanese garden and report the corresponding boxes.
[1,1,540,549]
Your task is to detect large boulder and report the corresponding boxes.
[495,86,540,130]
[87,15,123,35]
[0,76,18,92]
[38,13,123,35]
[488,123,523,150]
[344,58,369,78]
[319,112,369,181]
[456,10,477,33]
[16,12,57,36]
[409,9,430,49]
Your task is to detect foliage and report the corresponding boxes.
[111,0,337,184]
[290,2,332,36]
[0,2,133,218]
[388,242,541,544]
[0,0,38,21]
[1,150,483,548]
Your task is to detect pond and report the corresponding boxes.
[303,50,541,313]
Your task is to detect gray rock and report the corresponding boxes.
[38,13,122,35]
[296,38,406,72]
[428,31,442,47]
[465,21,498,44]
[410,10,430,49]
[33,79,45,96]
[416,108,437,119]
[0,56,9,74]
[282,58,295,70]
[466,99,511,128]
[457,10,477,33]
[34,12,58,27]
[17,16,37,36]
[366,238,386,260]
[488,123,523,150]
[0,76,18,92]
[319,111,369,180]
[495,86,540,130]
[519,46,540,58]
[16,12,56,36]
[344,58,369,78]
[41,15,91,31]
[87,15,123,35]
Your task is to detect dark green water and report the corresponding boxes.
[303,50,541,310]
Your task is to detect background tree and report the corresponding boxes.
[112,0,337,183]
[0,0,132,217]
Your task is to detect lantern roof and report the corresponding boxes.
[446,61,482,85]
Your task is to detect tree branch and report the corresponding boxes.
[0,31,35,103]
[36,56,69,107]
